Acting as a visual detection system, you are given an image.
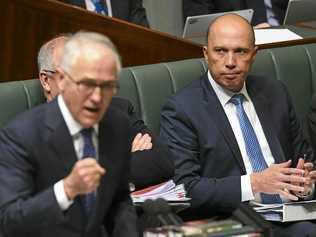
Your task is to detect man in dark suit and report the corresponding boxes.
[38,35,174,190]
[183,0,289,27]
[64,0,149,27]
[160,14,316,236]
[0,31,138,237]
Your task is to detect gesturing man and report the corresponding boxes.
[0,32,138,237]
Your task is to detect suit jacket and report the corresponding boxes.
[183,0,289,26]
[0,99,138,237]
[110,97,174,190]
[308,95,316,154]
[160,74,312,219]
[64,0,149,27]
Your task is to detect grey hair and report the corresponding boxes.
[60,31,122,73]
[37,35,70,72]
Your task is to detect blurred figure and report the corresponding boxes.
[183,0,289,28]
[64,0,149,27]
[38,35,174,190]
[0,31,138,237]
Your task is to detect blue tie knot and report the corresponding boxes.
[81,127,93,138]
[230,94,244,106]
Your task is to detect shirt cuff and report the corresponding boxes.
[241,174,255,202]
[54,180,74,210]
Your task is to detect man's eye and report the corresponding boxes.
[215,48,225,53]
[81,81,97,88]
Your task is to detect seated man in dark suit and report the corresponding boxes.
[62,0,149,27]
[0,31,138,237]
[38,35,174,190]
[183,0,289,28]
[160,14,316,236]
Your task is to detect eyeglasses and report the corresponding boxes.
[63,70,119,96]
[42,69,57,76]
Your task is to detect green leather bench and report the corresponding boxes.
[1,43,316,137]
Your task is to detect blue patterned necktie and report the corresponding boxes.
[91,0,108,15]
[230,94,282,204]
[81,128,96,214]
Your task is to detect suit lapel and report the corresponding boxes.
[202,76,246,173]
[86,111,118,228]
[247,77,286,163]
[45,99,78,174]
[110,0,119,17]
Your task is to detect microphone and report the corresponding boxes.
[155,198,183,226]
[139,199,166,230]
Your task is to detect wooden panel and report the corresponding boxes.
[0,0,203,82]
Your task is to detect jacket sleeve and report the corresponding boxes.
[0,127,64,237]
[160,98,241,216]
[126,100,174,189]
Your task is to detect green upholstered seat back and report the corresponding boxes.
[117,59,206,133]
[1,43,316,136]
[0,79,45,127]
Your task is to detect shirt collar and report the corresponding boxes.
[57,95,98,136]
[207,70,251,106]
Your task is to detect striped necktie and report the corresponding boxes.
[81,127,97,214]
[230,94,282,204]
[91,0,108,15]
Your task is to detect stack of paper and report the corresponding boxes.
[131,180,190,203]
[252,200,316,222]
[254,29,302,45]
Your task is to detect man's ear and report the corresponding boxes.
[251,46,258,63]
[39,72,51,93]
[203,46,209,64]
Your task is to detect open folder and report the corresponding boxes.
[252,200,316,222]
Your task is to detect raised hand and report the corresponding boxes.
[131,133,153,152]
[63,158,106,200]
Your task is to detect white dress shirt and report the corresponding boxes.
[207,71,276,202]
[85,0,113,17]
[53,95,99,210]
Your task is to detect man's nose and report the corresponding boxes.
[90,86,103,103]
[225,52,236,69]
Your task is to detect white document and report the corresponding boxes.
[131,180,191,203]
[252,200,316,222]
[254,29,302,45]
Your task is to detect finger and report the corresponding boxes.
[96,165,106,175]
[131,133,142,152]
[77,165,105,178]
[281,167,305,175]
[139,135,152,150]
[273,160,291,168]
[296,158,305,169]
[134,134,151,151]
[278,189,299,201]
[309,171,316,180]
[76,158,99,168]
[282,182,305,193]
[280,173,308,184]
[304,162,314,171]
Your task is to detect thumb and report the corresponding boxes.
[296,158,305,169]
[276,160,292,168]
